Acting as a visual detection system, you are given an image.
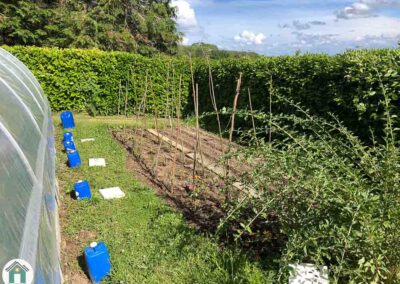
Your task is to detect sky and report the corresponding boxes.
[170,0,400,55]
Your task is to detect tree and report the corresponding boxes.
[177,42,260,59]
[0,0,181,54]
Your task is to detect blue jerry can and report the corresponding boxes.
[74,180,92,200]
[67,150,81,168]
[63,131,74,142]
[63,140,76,152]
[84,241,111,283]
[60,111,75,129]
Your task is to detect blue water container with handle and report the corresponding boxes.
[84,241,111,283]
[63,140,76,152]
[74,180,92,200]
[63,131,73,142]
[60,111,75,129]
[67,150,81,168]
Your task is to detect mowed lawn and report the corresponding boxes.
[55,114,272,284]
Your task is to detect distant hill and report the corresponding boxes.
[177,42,261,59]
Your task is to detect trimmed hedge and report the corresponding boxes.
[193,49,400,140]
[4,46,191,116]
[5,45,399,140]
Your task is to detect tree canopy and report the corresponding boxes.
[0,0,182,55]
[177,42,261,59]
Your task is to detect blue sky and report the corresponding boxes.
[171,0,400,55]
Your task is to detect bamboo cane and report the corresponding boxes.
[125,71,129,117]
[226,73,243,178]
[247,88,257,142]
[207,56,224,152]
[171,75,182,188]
[117,80,121,116]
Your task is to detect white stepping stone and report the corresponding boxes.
[89,158,106,167]
[289,263,329,284]
[99,187,125,200]
[81,138,95,143]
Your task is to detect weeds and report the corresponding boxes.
[218,84,399,282]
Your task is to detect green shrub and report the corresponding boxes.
[219,89,400,282]
[5,45,400,142]
[193,49,400,141]
[4,45,191,115]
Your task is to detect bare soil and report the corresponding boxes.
[59,195,93,284]
[112,127,248,233]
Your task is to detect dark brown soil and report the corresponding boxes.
[61,228,94,284]
[59,193,93,284]
[158,127,251,175]
[112,127,248,233]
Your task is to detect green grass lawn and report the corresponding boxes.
[55,114,273,284]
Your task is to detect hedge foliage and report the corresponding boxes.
[4,46,191,116]
[4,46,400,140]
[194,49,400,140]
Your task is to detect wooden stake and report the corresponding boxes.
[269,77,273,143]
[138,74,148,153]
[247,88,257,141]
[226,73,242,178]
[229,73,243,144]
[171,75,182,188]
[207,57,223,149]
[118,80,121,116]
[125,79,129,117]
[192,83,200,183]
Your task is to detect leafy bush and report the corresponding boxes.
[0,0,181,54]
[219,89,400,282]
[5,45,400,142]
[4,45,191,115]
[193,49,400,142]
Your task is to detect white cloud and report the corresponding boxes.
[181,36,190,45]
[287,16,400,53]
[336,2,372,19]
[171,0,198,31]
[336,0,400,19]
[279,20,327,30]
[293,20,311,30]
[234,30,266,45]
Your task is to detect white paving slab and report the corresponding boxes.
[89,158,106,167]
[99,187,125,200]
[81,138,95,142]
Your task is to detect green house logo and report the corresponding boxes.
[2,259,33,284]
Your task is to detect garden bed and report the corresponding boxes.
[112,126,249,232]
[57,115,270,283]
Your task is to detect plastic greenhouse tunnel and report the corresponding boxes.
[0,48,61,283]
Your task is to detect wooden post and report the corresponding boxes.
[117,80,121,116]
[247,88,257,141]
[226,73,242,178]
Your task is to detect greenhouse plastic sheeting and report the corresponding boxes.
[0,48,61,283]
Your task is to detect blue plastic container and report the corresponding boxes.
[63,131,73,142]
[67,150,81,168]
[60,111,75,129]
[84,241,111,283]
[63,140,76,152]
[74,180,92,200]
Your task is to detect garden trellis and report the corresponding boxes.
[0,48,61,282]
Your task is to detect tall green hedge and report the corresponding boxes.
[4,45,399,140]
[193,49,400,140]
[4,46,191,116]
